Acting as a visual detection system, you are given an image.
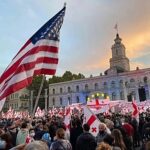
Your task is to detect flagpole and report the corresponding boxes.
[31,75,45,119]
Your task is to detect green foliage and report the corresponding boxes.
[27,75,48,96]
[48,71,85,84]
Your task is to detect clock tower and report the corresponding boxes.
[109,33,130,72]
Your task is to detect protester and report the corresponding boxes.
[96,123,109,143]
[16,122,29,145]
[96,142,112,150]
[24,140,49,150]
[76,123,97,150]
[111,129,127,150]
[50,128,72,150]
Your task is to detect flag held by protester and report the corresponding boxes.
[83,105,101,136]
[0,6,66,104]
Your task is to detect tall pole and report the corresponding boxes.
[32,75,45,119]
[30,90,34,115]
[45,89,48,115]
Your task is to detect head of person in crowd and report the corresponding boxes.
[29,128,35,138]
[0,123,4,136]
[96,142,112,150]
[42,133,51,148]
[56,128,65,140]
[111,129,126,150]
[98,123,107,134]
[0,133,13,149]
[146,141,150,150]
[82,123,90,133]
[24,140,49,150]
[21,122,28,130]
[103,134,115,146]
[105,119,114,131]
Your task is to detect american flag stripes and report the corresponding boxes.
[0,6,66,102]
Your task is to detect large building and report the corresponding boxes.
[48,34,150,107]
[3,88,29,112]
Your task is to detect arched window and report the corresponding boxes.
[111,81,116,88]
[130,78,135,83]
[144,76,148,84]
[125,81,129,88]
[68,87,71,93]
[76,85,79,92]
[94,83,99,90]
[131,91,136,100]
[52,98,55,106]
[85,95,88,101]
[120,91,124,100]
[60,88,63,94]
[60,97,63,105]
[112,92,116,100]
[68,97,71,104]
[76,96,80,103]
[85,84,89,91]
[104,93,108,99]
[119,80,123,87]
[52,89,55,94]
[104,82,108,89]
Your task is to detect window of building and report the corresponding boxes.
[119,80,123,87]
[144,76,148,84]
[76,85,79,92]
[120,91,124,100]
[68,87,71,93]
[111,81,116,88]
[76,96,80,103]
[112,92,116,100]
[52,89,55,94]
[94,83,98,90]
[104,82,108,89]
[131,91,136,100]
[104,93,108,99]
[130,78,135,83]
[60,97,63,105]
[60,88,63,94]
[86,95,88,101]
[52,98,55,106]
[85,84,89,91]
[68,97,71,105]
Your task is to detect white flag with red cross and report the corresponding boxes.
[132,100,139,119]
[83,105,101,137]
[64,107,71,129]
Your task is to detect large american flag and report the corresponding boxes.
[0,6,66,102]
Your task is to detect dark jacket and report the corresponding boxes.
[76,132,97,150]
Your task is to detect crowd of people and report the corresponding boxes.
[0,111,149,150]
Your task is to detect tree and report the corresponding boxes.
[48,71,85,84]
[27,75,49,109]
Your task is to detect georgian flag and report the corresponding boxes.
[83,105,101,137]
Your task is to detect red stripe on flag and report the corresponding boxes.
[34,69,56,75]
[0,46,58,84]
[0,77,33,99]
[14,57,58,74]
[87,115,96,126]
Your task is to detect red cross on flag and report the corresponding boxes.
[83,105,101,136]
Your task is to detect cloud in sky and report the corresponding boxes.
[0,0,150,77]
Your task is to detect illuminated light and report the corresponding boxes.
[101,93,104,97]
[87,97,90,101]
[91,94,95,98]
[106,96,109,99]
[96,93,100,96]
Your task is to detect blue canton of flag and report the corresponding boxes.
[31,6,66,44]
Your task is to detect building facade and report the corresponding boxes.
[3,88,29,112]
[49,34,150,107]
